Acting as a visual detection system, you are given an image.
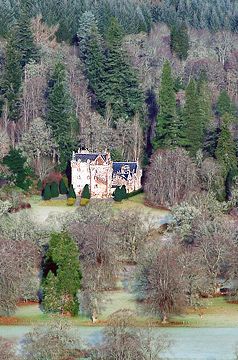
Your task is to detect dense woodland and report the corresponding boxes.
[1,0,238,358]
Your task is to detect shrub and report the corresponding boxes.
[43,172,62,188]
[67,197,76,206]
[127,188,143,198]
[81,184,91,199]
[50,182,59,198]
[113,186,123,202]
[121,185,128,199]
[59,178,68,195]
[68,184,76,199]
[80,198,90,206]
[43,184,52,200]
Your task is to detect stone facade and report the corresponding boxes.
[71,149,142,198]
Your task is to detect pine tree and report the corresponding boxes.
[182,79,204,157]
[68,184,76,199]
[81,184,91,199]
[46,62,76,170]
[43,183,52,200]
[2,33,22,121]
[217,90,236,118]
[50,182,59,198]
[215,113,237,177]
[14,4,39,68]
[3,148,31,190]
[59,178,68,195]
[42,232,81,315]
[197,76,213,131]
[153,60,180,149]
[78,11,97,61]
[170,22,189,60]
[102,17,143,122]
[85,24,105,110]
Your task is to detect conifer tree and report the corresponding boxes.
[59,178,68,195]
[85,24,105,110]
[170,22,189,60]
[197,77,213,131]
[68,184,76,199]
[78,11,97,62]
[2,33,22,121]
[3,148,31,189]
[103,17,143,122]
[182,79,204,157]
[43,183,52,200]
[14,4,39,68]
[121,184,127,199]
[50,182,59,198]
[217,90,236,118]
[153,60,180,149]
[42,232,81,315]
[81,184,91,199]
[215,113,237,177]
[47,62,76,170]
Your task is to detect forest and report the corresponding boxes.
[1,0,238,359]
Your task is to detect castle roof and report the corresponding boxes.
[75,153,107,162]
[113,162,138,180]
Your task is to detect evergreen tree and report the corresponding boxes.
[182,79,204,156]
[42,232,81,315]
[81,184,91,199]
[153,60,180,149]
[50,182,59,198]
[43,183,52,200]
[85,24,105,110]
[68,184,76,199]
[14,4,39,68]
[113,186,123,202]
[3,148,31,189]
[217,90,236,118]
[197,76,213,131]
[170,22,189,60]
[102,17,143,122]
[215,113,237,177]
[47,62,76,170]
[2,33,22,121]
[77,11,97,61]
[59,178,68,195]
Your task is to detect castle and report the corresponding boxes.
[71,149,142,198]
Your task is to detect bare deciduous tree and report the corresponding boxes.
[0,337,18,360]
[91,309,171,359]
[144,148,197,207]
[135,242,187,323]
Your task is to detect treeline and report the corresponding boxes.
[152,0,238,32]
[0,0,152,41]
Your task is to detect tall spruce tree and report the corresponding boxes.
[42,232,81,315]
[170,22,189,60]
[197,76,213,131]
[102,17,143,122]
[78,11,97,62]
[14,4,39,68]
[84,24,105,110]
[47,62,76,170]
[153,60,180,149]
[2,33,22,121]
[215,113,237,177]
[217,90,236,118]
[3,148,31,190]
[182,79,204,157]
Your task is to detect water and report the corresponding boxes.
[1,326,237,359]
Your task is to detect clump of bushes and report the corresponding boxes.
[67,197,76,206]
[113,185,128,202]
